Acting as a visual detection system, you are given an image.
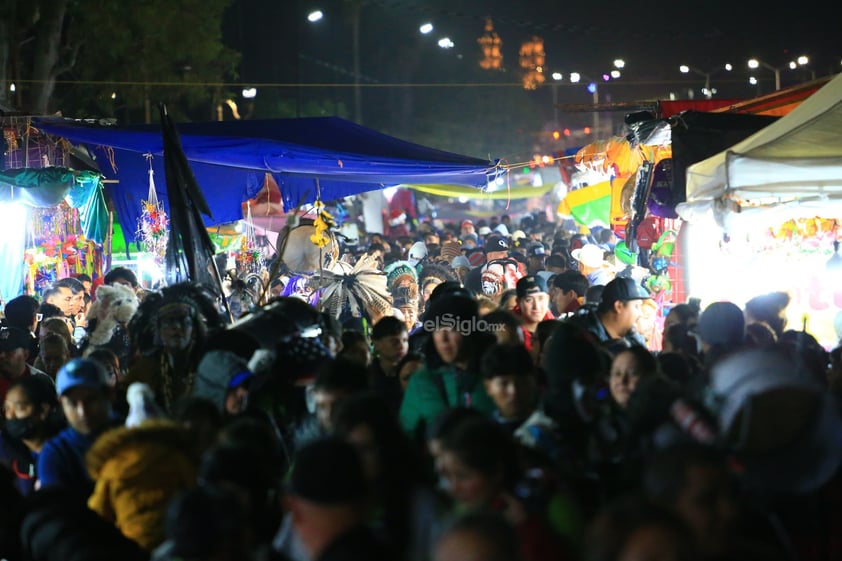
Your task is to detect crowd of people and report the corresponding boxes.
[0,210,841,561]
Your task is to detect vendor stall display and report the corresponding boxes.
[0,165,110,298]
[24,203,107,295]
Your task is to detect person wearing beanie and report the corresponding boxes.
[695,301,746,371]
[399,295,496,440]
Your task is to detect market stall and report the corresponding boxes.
[0,167,110,300]
[677,72,842,347]
[32,116,502,245]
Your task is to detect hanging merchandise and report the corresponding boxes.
[137,154,168,262]
[236,201,264,274]
[645,230,677,296]
[24,203,104,295]
[309,181,336,249]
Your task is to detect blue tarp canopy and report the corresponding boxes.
[33,116,500,243]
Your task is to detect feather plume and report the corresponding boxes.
[315,254,392,320]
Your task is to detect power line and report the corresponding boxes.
[25,78,767,88]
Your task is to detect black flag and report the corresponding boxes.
[160,103,231,318]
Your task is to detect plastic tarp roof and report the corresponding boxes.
[677,72,842,230]
[32,116,500,243]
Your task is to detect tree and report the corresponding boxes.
[63,0,240,122]
[1,0,239,120]
[0,0,78,114]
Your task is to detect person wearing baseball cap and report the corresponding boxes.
[38,358,115,498]
[461,220,476,237]
[526,242,547,276]
[565,276,649,350]
[0,326,50,401]
[513,276,554,346]
[484,235,510,262]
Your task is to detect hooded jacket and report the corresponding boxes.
[86,420,198,551]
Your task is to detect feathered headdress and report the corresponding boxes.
[129,281,225,356]
[384,260,419,301]
[315,254,393,321]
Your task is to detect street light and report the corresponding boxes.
[419,22,433,34]
[788,55,815,80]
[569,72,600,137]
[748,58,781,91]
[566,60,625,138]
[678,64,732,99]
[307,10,323,22]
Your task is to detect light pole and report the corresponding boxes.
[678,63,732,99]
[748,58,781,91]
[569,72,600,137]
[307,4,365,124]
[569,59,624,139]
[789,55,816,81]
[551,72,562,127]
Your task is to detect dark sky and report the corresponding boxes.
[232,0,838,98]
[225,0,839,146]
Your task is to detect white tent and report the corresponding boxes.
[677,72,842,231]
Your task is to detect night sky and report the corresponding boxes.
[223,0,839,157]
[232,1,839,90]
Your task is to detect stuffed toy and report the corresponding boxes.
[86,283,140,347]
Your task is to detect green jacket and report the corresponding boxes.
[399,364,496,436]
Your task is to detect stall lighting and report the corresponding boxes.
[551,72,562,80]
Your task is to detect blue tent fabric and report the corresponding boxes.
[33,117,500,243]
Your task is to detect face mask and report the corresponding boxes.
[5,416,38,440]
